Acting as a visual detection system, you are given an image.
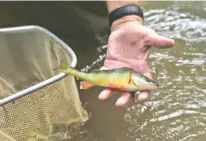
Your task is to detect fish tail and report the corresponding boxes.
[58,62,89,81]
[58,61,70,72]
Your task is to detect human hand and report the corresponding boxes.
[98,16,175,107]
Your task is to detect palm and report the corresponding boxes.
[104,22,151,76]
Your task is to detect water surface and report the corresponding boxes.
[0,1,205,141]
[74,1,206,141]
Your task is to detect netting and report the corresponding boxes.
[0,26,88,141]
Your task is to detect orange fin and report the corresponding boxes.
[80,81,94,90]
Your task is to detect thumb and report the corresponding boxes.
[145,34,175,49]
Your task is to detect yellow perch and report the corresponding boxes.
[59,64,159,92]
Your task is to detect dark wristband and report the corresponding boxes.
[109,5,144,26]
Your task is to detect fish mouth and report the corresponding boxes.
[150,82,159,88]
[149,82,159,92]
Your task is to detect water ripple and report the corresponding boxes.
[121,6,206,141]
[80,3,206,141]
[145,6,206,43]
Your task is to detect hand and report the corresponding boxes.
[98,16,175,107]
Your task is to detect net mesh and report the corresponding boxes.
[0,27,88,141]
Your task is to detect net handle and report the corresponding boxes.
[0,25,77,106]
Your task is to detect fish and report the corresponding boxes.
[58,63,159,92]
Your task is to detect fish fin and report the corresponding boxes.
[59,61,69,72]
[80,81,94,90]
[53,61,73,73]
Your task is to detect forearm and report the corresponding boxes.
[106,0,140,13]
[106,0,143,30]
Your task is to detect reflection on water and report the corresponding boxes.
[145,7,206,43]
[0,1,205,141]
[76,2,206,141]
[121,39,206,141]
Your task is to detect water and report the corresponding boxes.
[72,1,206,141]
[0,1,205,141]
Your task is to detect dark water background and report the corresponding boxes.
[0,1,206,141]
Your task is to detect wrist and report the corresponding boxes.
[111,15,143,31]
[108,4,144,31]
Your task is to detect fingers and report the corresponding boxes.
[114,91,150,107]
[98,89,113,101]
[145,34,175,49]
[115,92,131,107]
[98,89,151,107]
[98,89,131,107]
[135,91,150,102]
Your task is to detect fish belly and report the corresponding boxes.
[92,73,138,92]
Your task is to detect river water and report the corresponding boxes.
[0,1,205,141]
[72,1,206,141]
